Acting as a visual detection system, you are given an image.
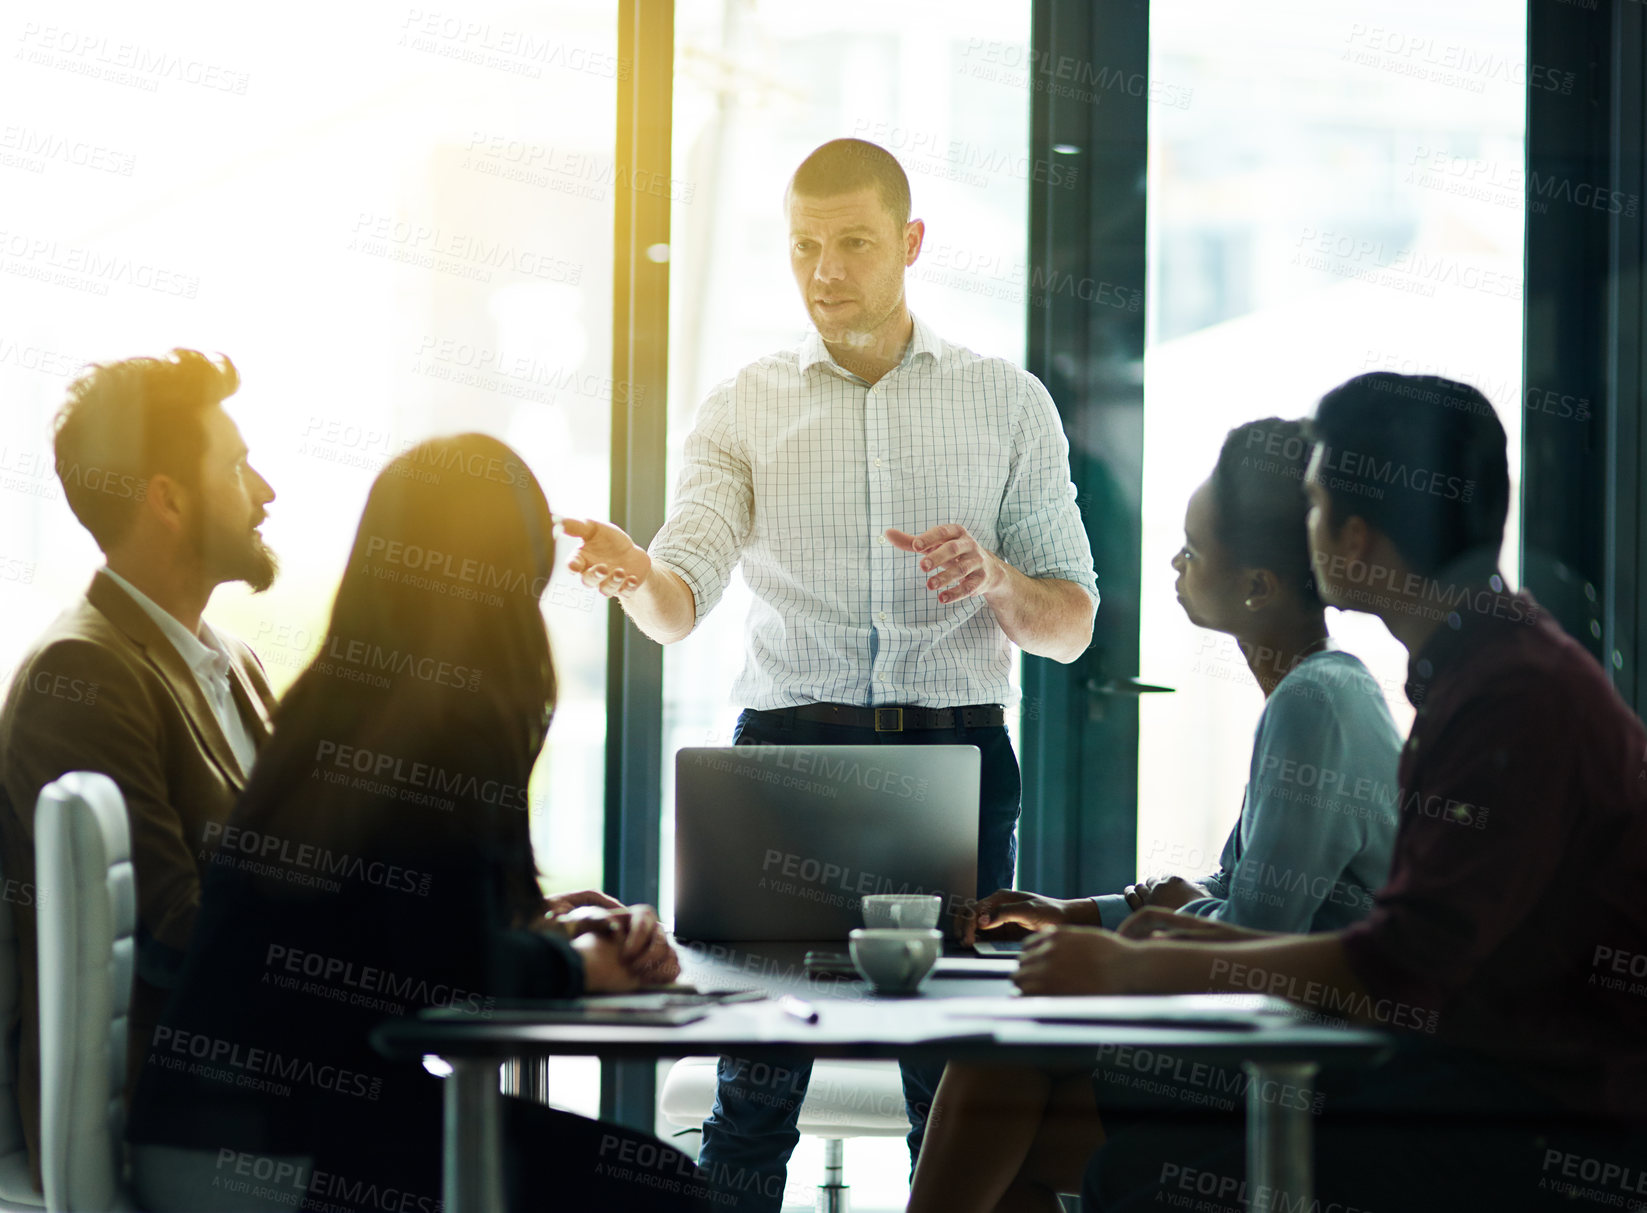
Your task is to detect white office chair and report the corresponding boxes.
[0,846,46,1211]
[660,1056,910,1213]
[34,772,137,1212]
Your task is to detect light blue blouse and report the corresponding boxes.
[1094,648,1402,933]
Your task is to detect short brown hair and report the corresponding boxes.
[53,349,240,551]
[787,138,912,224]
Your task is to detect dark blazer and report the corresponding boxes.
[0,570,276,1182]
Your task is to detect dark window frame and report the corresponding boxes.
[602,0,673,1129]
[1523,0,1647,713]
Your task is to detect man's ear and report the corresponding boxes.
[141,471,190,536]
[905,217,925,265]
[1336,514,1373,567]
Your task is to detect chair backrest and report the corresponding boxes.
[0,848,45,1208]
[35,773,134,1212]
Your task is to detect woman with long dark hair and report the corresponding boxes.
[905,418,1404,1213]
[127,435,716,1211]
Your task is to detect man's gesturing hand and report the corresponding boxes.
[563,518,652,598]
[886,524,1007,605]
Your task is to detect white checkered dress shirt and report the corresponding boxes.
[649,315,1097,711]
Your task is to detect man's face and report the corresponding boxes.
[1303,444,1350,609]
[787,186,921,345]
[190,405,278,592]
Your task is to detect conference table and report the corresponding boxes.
[370,939,1395,1212]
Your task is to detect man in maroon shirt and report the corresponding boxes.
[1013,373,1647,1210]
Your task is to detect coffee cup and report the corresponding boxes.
[849,928,942,994]
[861,893,943,931]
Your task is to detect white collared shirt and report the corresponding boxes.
[101,568,259,777]
[649,315,1097,710]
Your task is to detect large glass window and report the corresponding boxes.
[0,0,617,1112]
[1138,0,1528,875]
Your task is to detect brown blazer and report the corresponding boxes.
[0,570,276,1184]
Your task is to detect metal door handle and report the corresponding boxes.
[1085,677,1175,696]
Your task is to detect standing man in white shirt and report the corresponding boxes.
[563,138,1098,1206]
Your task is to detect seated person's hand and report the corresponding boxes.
[543,888,626,917]
[1123,874,1210,913]
[552,903,682,986]
[611,903,682,984]
[572,930,643,993]
[1116,906,1279,943]
[960,889,1100,945]
[1013,926,1133,996]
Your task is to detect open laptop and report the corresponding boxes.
[673,745,979,942]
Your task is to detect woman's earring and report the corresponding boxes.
[1244,598,1256,608]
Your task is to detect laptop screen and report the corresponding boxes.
[673,744,980,942]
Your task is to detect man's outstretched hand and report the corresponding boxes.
[563,518,651,598]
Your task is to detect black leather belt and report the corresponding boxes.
[750,703,1006,733]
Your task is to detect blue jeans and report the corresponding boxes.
[697,708,1022,1212]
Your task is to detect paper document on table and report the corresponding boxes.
[939,994,1299,1027]
[485,993,755,1026]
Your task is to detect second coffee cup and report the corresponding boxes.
[860,893,943,930]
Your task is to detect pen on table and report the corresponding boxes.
[779,995,820,1024]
